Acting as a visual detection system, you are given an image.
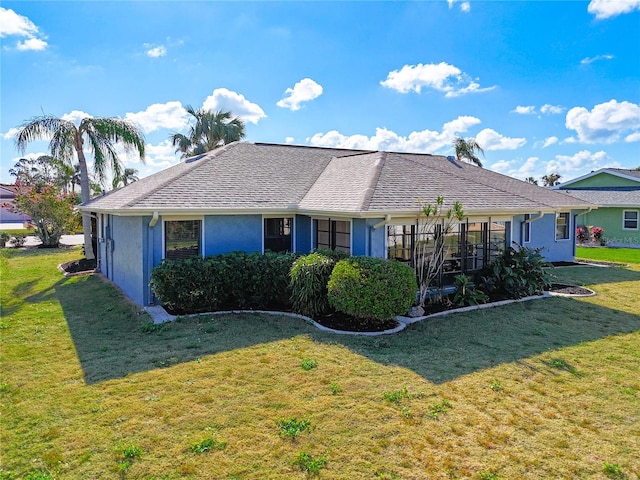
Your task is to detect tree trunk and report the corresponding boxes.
[75,132,95,260]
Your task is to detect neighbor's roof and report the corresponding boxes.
[560,187,640,208]
[81,142,593,217]
[555,167,640,188]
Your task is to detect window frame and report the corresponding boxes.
[622,210,639,230]
[313,218,351,254]
[523,214,531,243]
[555,212,570,241]
[263,216,294,253]
[162,217,204,260]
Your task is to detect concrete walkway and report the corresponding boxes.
[19,234,85,247]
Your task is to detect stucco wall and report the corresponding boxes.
[515,213,575,262]
[203,214,262,255]
[108,216,146,306]
[295,215,312,254]
[578,208,640,245]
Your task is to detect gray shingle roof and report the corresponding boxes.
[561,188,640,208]
[82,142,593,215]
[608,168,640,180]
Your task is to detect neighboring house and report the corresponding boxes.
[80,142,594,307]
[0,184,30,228]
[553,168,640,247]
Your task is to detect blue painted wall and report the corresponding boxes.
[203,214,262,254]
[351,218,387,257]
[295,215,312,254]
[109,216,147,306]
[515,213,575,262]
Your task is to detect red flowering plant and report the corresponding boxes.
[591,226,605,245]
[3,185,80,248]
[576,226,589,244]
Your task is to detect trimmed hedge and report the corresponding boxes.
[327,256,416,321]
[150,251,298,314]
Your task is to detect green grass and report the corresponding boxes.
[1,248,640,478]
[576,246,640,265]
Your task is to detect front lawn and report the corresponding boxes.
[576,245,640,265]
[1,248,639,479]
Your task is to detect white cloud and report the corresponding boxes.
[542,136,559,148]
[475,128,526,150]
[489,156,539,180]
[380,62,495,97]
[513,105,536,115]
[565,99,640,143]
[625,132,640,142]
[588,0,640,19]
[540,104,565,115]
[16,37,47,51]
[146,45,167,58]
[125,101,189,133]
[0,7,48,50]
[307,115,481,153]
[143,140,180,169]
[447,0,471,12]
[546,150,621,176]
[61,110,92,124]
[276,78,323,111]
[202,88,266,124]
[2,127,21,140]
[581,54,614,65]
[285,136,295,144]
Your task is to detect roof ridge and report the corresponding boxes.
[121,142,239,209]
[360,152,386,210]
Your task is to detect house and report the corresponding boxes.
[0,184,30,228]
[80,142,594,307]
[552,168,640,247]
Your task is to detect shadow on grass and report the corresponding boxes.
[51,266,640,386]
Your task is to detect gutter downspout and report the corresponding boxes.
[372,215,392,230]
[147,211,159,305]
[522,211,544,245]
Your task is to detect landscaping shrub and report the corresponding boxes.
[481,245,551,299]
[290,252,340,317]
[150,256,222,313]
[452,274,489,306]
[150,251,298,314]
[327,256,416,321]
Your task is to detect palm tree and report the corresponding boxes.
[15,115,145,260]
[542,173,562,187]
[453,137,484,167]
[112,167,139,189]
[525,176,539,185]
[170,107,245,158]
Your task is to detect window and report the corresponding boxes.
[386,220,508,276]
[556,213,570,240]
[165,220,201,260]
[623,210,639,230]
[264,217,293,252]
[523,214,531,243]
[387,225,415,262]
[315,219,350,253]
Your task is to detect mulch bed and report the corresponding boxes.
[59,258,97,274]
[314,312,399,332]
[547,283,594,296]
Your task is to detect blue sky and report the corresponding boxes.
[1,1,639,187]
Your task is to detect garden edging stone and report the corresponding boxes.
[144,293,558,336]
